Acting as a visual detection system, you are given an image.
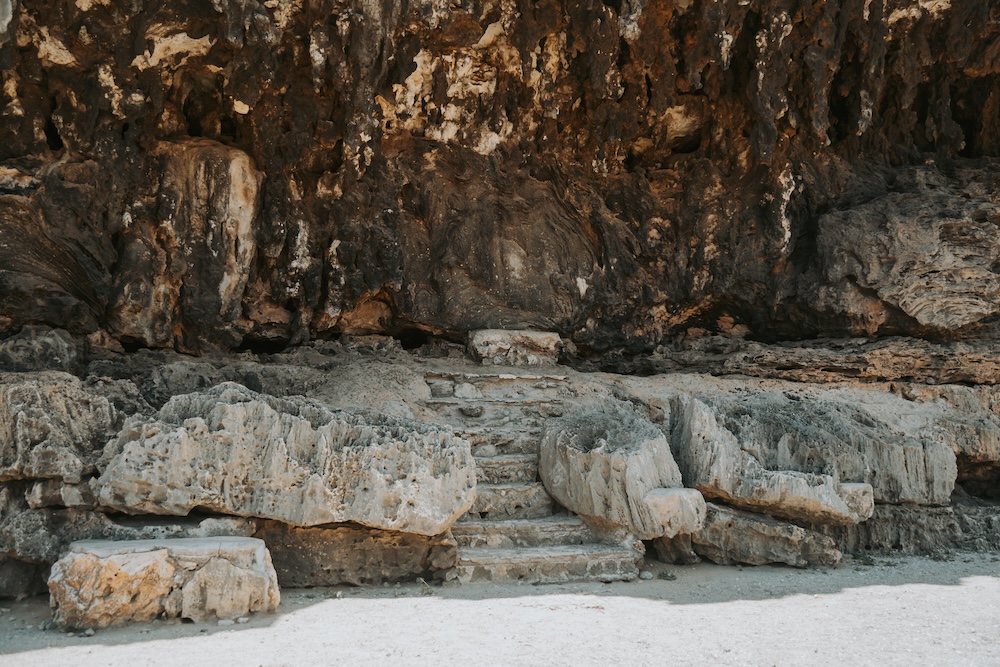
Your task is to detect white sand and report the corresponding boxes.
[2,553,998,667]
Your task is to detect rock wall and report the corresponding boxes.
[1,0,998,351]
[1,0,999,595]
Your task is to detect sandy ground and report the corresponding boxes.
[1,553,998,667]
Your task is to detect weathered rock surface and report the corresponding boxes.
[0,372,124,483]
[106,140,262,352]
[650,533,700,566]
[588,336,1000,387]
[687,503,842,568]
[255,520,457,587]
[26,479,97,509]
[0,554,48,598]
[811,166,1000,335]
[1,0,997,349]
[468,330,561,366]
[1,484,255,564]
[96,383,476,535]
[0,327,78,373]
[671,396,874,525]
[49,537,279,629]
[686,389,958,507]
[817,497,1000,556]
[619,375,961,511]
[540,403,705,539]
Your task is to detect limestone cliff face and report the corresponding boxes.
[1,0,998,352]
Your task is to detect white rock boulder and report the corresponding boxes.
[539,403,706,539]
[48,537,280,628]
[94,383,476,536]
[672,396,874,525]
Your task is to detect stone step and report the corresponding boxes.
[454,544,641,584]
[468,482,557,520]
[422,400,562,424]
[424,372,569,401]
[451,516,599,549]
[461,429,542,456]
[474,454,539,484]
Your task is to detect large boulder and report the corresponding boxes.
[672,396,874,525]
[540,402,705,540]
[621,376,958,512]
[0,372,124,483]
[686,389,958,507]
[685,503,842,568]
[0,327,78,373]
[255,520,457,587]
[95,383,476,536]
[48,537,280,629]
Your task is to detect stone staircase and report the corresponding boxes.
[421,370,641,584]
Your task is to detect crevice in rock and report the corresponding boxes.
[43,96,63,151]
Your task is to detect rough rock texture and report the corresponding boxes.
[48,537,279,629]
[671,395,875,525]
[1,484,256,564]
[0,554,48,598]
[650,533,700,566]
[1,0,998,350]
[254,520,457,587]
[539,403,705,539]
[687,390,958,506]
[818,498,1000,555]
[468,330,561,366]
[0,326,78,373]
[687,503,843,568]
[0,372,126,483]
[96,383,476,535]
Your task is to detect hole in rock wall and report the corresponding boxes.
[236,338,291,355]
[44,98,63,151]
[394,327,432,350]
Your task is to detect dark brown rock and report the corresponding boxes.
[254,520,458,587]
[0,0,996,349]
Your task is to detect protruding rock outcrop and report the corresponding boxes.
[0,372,125,483]
[95,383,477,535]
[48,537,280,629]
[672,396,875,525]
[540,403,706,540]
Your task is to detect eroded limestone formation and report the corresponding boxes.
[539,403,706,539]
[0,0,999,613]
[95,383,477,535]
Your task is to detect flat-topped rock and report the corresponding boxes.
[468,330,561,366]
[48,537,280,629]
[95,383,476,536]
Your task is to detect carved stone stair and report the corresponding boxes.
[423,369,642,584]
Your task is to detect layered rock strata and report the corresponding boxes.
[255,520,458,587]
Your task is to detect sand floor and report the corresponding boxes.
[1,553,998,666]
